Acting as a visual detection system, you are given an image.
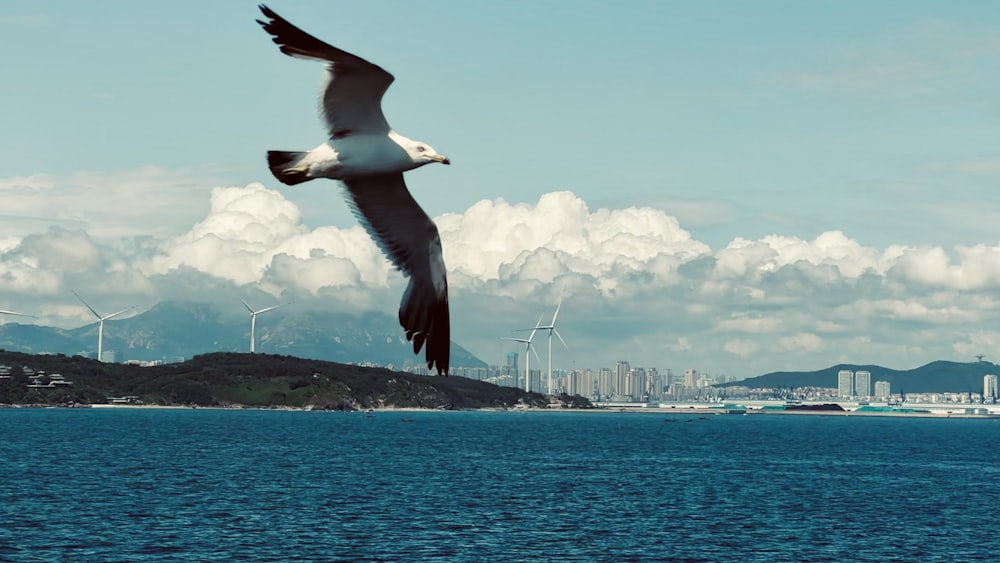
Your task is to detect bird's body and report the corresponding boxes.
[270,131,434,184]
[257,4,451,375]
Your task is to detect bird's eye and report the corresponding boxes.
[416,146,427,153]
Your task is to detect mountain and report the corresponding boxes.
[0,323,81,355]
[724,360,999,394]
[0,301,486,369]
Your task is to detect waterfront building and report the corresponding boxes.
[837,370,854,397]
[597,367,614,400]
[985,374,998,403]
[854,370,871,398]
[664,368,676,386]
[874,380,891,400]
[615,361,630,399]
[647,368,661,401]
[684,369,698,389]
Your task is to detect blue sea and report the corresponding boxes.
[1,408,998,562]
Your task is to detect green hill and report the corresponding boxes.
[0,350,588,410]
[723,360,999,394]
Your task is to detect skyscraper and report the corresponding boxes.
[837,370,854,397]
[684,369,698,389]
[505,352,518,370]
[984,374,998,403]
[874,380,891,400]
[616,361,630,400]
[598,367,614,400]
[854,371,871,398]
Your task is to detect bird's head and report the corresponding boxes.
[408,140,450,167]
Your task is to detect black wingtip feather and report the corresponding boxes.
[426,298,450,376]
[400,296,450,376]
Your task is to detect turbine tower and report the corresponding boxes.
[503,314,543,392]
[241,299,285,354]
[73,291,132,362]
[532,301,568,395]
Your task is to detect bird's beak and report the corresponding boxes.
[432,154,451,165]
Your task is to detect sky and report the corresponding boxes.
[2,1,999,380]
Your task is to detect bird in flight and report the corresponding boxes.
[256,4,451,375]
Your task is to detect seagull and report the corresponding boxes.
[256,5,451,375]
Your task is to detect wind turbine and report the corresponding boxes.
[73,291,133,362]
[503,314,543,392]
[0,309,34,319]
[241,299,285,354]
[520,301,568,395]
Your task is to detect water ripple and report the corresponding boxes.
[0,410,998,561]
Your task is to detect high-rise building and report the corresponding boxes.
[874,380,891,400]
[577,369,595,400]
[647,368,661,401]
[664,368,676,385]
[684,369,698,388]
[854,371,871,398]
[505,352,518,370]
[616,361,630,400]
[837,370,854,397]
[984,374,998,403]
[598,368,614,400]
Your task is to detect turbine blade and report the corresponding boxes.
[103,306,134,321]
[0,310,34,318]
[256,304,284,315]
[528,342,541,363]
[553,328,568,350]
[240,299,255,314]
[73,290,102,320]
[551,300,562,325]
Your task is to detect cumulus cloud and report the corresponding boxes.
[724,339,759,359]
[145,183,394,292]
[0,167,219,240]
[890,244,1000,290]
[4,177,1000,379]
[437,191,710,295]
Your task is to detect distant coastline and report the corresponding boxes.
[6,400,1000,419]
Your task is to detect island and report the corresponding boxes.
[0,350,594,411]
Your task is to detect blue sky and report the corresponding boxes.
[1,1,999,380]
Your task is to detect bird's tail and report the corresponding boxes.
[266,151,311,185]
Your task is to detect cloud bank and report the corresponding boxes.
[3,175,1000,379]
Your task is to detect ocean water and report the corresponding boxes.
[1,409,998,562]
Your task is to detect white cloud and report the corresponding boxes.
[724,339,759,358]
[438,191,710,295]
[953,331,1000,358]
[716,315,783,333]
[0,167,219,240]
[145,183,393,290]
[5,177,1000,379]
[714,231,891,280]
[777,333,825,353]
[890,244,1000,290]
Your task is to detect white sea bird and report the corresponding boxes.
[257,5,451,375]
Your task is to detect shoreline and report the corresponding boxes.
[5,403,1000,419]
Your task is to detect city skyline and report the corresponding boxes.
[2,3,999,378]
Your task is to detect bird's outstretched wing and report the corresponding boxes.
[257,4,394,138]
[341,173,450,375]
